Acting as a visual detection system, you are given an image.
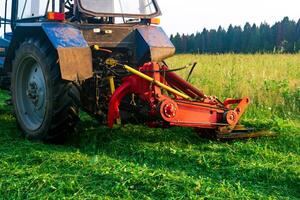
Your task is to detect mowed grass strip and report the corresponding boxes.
[0,54,299,199]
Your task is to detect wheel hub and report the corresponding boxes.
[26,74,45,111]
[27,81,39,105]
[15,58,47,131]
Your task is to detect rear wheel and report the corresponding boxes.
[11,38,80,142]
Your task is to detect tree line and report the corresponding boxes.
[170,17,300,54]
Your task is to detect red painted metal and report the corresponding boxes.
[159,99,223,129]
[219,97,250,133]
[161,65,206,99]
[107,62,250,134]
[108,81,132,128]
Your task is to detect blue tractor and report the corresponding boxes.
[0,0,178,142]
[0,0,261,142]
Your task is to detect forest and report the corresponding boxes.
[170,17,300,54]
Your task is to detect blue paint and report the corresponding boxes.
[41,23,88,48]
[3,22,89,71]
[13,22,88,48]
[4,32,13,41]
[0,57,4,67]
[0,37,10,48]
[0,36,10,60]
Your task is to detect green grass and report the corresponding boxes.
[167,54,300,120]
[0,54,299,199]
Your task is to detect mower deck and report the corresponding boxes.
[217,125,275,139]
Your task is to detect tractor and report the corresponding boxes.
[0,0,261,141]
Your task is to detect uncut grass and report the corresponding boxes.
[0,54,299,199]
[167,54,300,120]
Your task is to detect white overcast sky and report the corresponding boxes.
[158,0,300,35]
[1,0,300,36]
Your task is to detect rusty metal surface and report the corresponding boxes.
[217,130,275,139]
[196,127,275,140]
[82,25,176,65]
[41,23,93,81]
[57,47,93,81]
[82,25,135,48]
[150,46,176,62]
[136,26,175,62]
[217,124,275,139]
[137,26,174,48]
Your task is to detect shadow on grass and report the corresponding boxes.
[0,106,299,198]
[64,117,300,198]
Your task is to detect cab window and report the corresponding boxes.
[17,0,50,19]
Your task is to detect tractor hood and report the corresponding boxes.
[136,26,175,63]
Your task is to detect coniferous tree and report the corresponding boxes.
[171,17,300,54]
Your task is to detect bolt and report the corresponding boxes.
[164,103,176,118]
[230,115,234,120]
[26,81,40,106]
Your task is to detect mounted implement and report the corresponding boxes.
[0,0,261,141]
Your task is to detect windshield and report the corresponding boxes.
[79,0,159,16]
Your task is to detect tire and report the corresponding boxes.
[11,38,80,142]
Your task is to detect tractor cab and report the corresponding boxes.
[2,0,160,26]
[0,0,161,66]
[0,0,172,74]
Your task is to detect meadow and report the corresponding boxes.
[0,54,299,199]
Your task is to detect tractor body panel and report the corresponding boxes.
[0,37,10,49]
[81,24,175,65]
[0,34,11,68]
[3,22,93,81]
[3,22,174,81]
[0,33,11,89]
[42,23,93,81]
[0,57,4,67]
[136,26,175,63]
[42,23,89,48]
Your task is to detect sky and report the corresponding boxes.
[1,0,300,36]
[157,0,300,35]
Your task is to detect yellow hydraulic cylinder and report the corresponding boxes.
[123,65,190,99]
[108,76,116,94]
[107,76,121,124]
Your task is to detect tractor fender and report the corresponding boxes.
[4,23,93,81]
